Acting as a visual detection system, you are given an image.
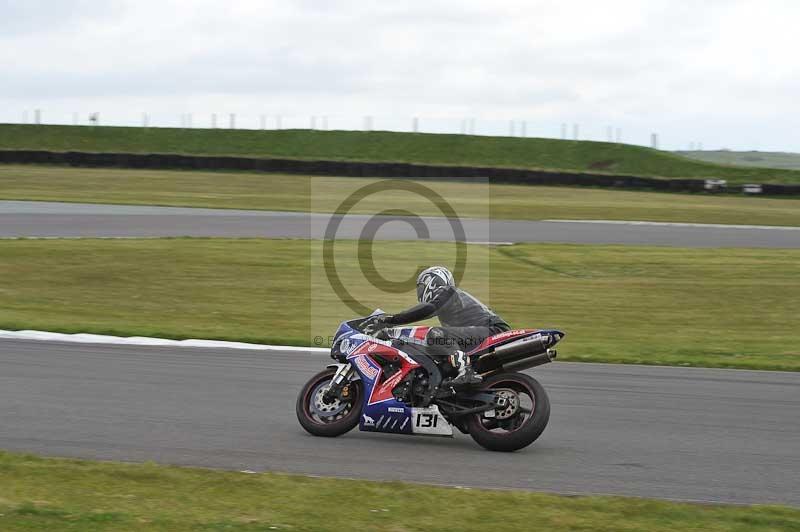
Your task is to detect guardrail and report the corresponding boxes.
[1,149,799,195]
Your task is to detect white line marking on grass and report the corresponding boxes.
[0,329,329,353]
[543,220,800,230]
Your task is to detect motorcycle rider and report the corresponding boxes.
[364,266,510,387]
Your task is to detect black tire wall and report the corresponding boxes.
[2,149,798,195]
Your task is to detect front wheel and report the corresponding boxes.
[465,372,550,452]
[296,368,363,437]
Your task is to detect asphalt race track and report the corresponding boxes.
[1,339,797,506]
[2,199,799,506]
[2,201,800,247]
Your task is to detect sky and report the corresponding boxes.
[1,0,798,151]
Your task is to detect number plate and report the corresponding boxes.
[411,405,453,436]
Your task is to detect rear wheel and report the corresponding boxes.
[296,368,363,437]
[465,372,550,452]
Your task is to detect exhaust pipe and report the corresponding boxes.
[490,333,552,363]
[500,349,556,373]
[481,349,556,377]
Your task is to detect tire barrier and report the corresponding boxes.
[1,149,799,195]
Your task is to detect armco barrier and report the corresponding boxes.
[1,149,798,195]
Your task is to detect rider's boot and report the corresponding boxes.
[447,350,482,387]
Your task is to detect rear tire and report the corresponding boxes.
[465,372,550,452]
[296,368,363,437]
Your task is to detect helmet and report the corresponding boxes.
[416,266,455,303]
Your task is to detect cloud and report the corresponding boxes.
[0,0,121,36]
[0,0,797,150]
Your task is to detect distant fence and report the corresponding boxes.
[1,149,799,196]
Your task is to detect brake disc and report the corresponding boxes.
[493,389,520,420]
[310,382,349,418]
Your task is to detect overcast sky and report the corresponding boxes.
[1,0,798,151]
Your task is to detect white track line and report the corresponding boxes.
[543,219,800,231]
[0,238,517,245]
[1,329,790,374]
[0,329,329,353]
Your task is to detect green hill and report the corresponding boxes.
[2,124,800,185]
[677,150,800,171]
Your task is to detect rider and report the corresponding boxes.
[364,266,510,387]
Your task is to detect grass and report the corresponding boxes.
[678,150,800,170]
[3,165,800,226]
[3,124,800,185]
[0,238,798,371]
[0,450,797,532]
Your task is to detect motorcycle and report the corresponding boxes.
[296,311,564,452]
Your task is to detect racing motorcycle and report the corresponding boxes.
[296,311,563,452]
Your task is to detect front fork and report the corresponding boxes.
[322,363,356,403]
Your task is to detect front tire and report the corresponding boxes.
[296,368,363,437]
[465,372,550,452]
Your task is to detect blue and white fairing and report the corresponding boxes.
[329,308,385,361]
[328,310,412,433]
[344,343,414,434]
[333,310,453,436]
[351,355,414,434]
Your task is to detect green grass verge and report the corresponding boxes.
[3,124,800,184]
[3,165,800,226]
[1,238,797,371]
[1,450,797,532]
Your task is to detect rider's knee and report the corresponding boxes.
[427,327,445,342]
[426,327,451,352]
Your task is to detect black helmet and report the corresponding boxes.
[416,266,455,303]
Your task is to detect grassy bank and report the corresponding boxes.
[0,238,797,370]
[678,150,800,170]
[3,124,800,184]
[3,165,800,226]
[0,450,797,532]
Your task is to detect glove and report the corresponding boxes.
[363,314,392,336]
